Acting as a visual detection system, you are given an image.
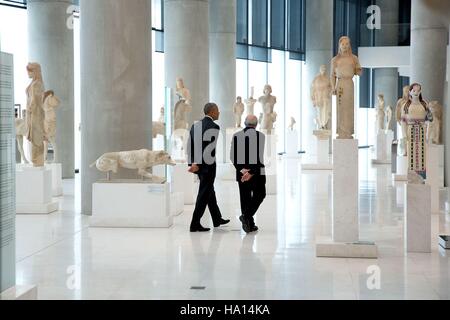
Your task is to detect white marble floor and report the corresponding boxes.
[15,150,450,300]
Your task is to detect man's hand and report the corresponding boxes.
[241,169,253,183]
[188,163,200,173]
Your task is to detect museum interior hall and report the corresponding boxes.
[1,0,450,301]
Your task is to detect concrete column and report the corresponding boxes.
[305,0,333,154]
[445,25,450,187]
[209,0,236,162]
[80,0,152,215]
[28,0,75,178]
[373,0,400,133]
[410,0,447,103]
[164,0,209,124]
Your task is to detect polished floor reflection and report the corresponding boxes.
[15,150,450,300]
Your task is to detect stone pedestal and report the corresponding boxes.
[405,184,431,253]
[170,192,184,216]
[427,144,442,214]
[171,163,195,205]
[285,129,299,157]
[91,181,173,228]
[394,155,408,181]
[372,130,393,164]
[0,285,37,300]
[45,163,63,197]
[333,139,359,242]
[16,166,59,214]
[301,131,332,170]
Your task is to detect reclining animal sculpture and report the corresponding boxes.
[90,149,176,183]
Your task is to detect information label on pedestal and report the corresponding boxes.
[0,52,16,292]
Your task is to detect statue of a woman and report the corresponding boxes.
[233,96,245,128]
[331,36,362,139]
[26,62,46,167]
[258,84,277,134]
[311,65,332,130]
[385,105,393,133]
[401,83,432,179]
[396,86,410,156]
[375,94,385,133]
[42,90,60,163]
[174,77,192,131]
[427,101,443,145]
[245,87,257,116]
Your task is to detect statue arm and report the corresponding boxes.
[330,59,337,94]
[354,55,362,76]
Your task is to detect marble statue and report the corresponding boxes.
[174,77,193,131]
[233,96,245,128]
[258,113,264,129]
[311,65,333,130]
[15,110,29,164]
[288,117,296,131]
[375,94,385,133]
[258,84,277,134]
[158,106,165,123]
[245,87,257,116]
[152,121,165,139]
[401,83,432,179]
[331,36,362,139]
[396,85,410,156]
[90,149,176,183]
[385,105,393,132]
[427,101,443,145]
[26,62,46,167]
[42,90,60,163]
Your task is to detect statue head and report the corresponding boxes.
[338,36,352,56]
[237,96,242,103]
[377,94,384,103]
[429,101,443,120]
[176,77,184,90]
[43,90,60,108]
[319,65,327,75]
[409,83,423,101]
[26,62,43,81]
[263,85,272,96]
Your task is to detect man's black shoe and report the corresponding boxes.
[214,219,231,228]
[239,216,251,233]
[190,225,211,232]
[251,226,259,232]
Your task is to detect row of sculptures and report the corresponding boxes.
[16,63,60,167]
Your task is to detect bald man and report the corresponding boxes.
[230,115,266,233]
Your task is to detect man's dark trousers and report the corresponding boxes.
[238,176,266,227]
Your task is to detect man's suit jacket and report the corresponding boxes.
[230,127,266,183]
[187,116,220,174]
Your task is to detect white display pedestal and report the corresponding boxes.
[16,166,59,214]
[170,192,184,216]
[393,156,408,181]
[285,129,299,158]
[301,134,332,171]
[316,139,377,259]
[372,131,393,164]
[0,285,37,300]
[91,181,173,228]
[45,163,63,197]
[427,144,442,214]
[152,135,165,151]
[405,184,431,253]
[171,163,195,205]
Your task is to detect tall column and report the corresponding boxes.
[305,0,333,154]
[373,0,399,132]
[445,26,450,187]
[164,0,209,124]
[28,0,75,178]
[80,0,152,215]
[209,0,236,162]
[410,0,447,103]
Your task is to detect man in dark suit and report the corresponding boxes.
[187,103,230,232]
[230,115,266,233]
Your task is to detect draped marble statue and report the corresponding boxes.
[42,90,61,163]
[331,37,362,139]
[258,84,277,134]
[311,65,332,130]
[26,62,46,167]
[174,77,192,131]
[401,83,432,179]
[288,117,297,131]
[427,101,443,145]
[233,96,245,128]
[245,87,257,116]
[396,86,410,156]
[385,105,393,133]
[375,94,385,133]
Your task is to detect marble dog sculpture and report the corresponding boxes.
[90,149,176,182]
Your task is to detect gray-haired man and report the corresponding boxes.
[230,115,266,233]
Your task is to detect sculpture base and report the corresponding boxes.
[333,139,359,243]
[45,163,63,197]
[91,181,173,228]
[301,137,332,171]
[16,166,59,215]
[427,144,443,214]
[170,192,184,216]
[393,155,408,181]
[405,184,431,253]
[316,242,378,259]
[0,285,37,300]
[172,163,196,205]
[372,130,393,165]
[285,129,300,158]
